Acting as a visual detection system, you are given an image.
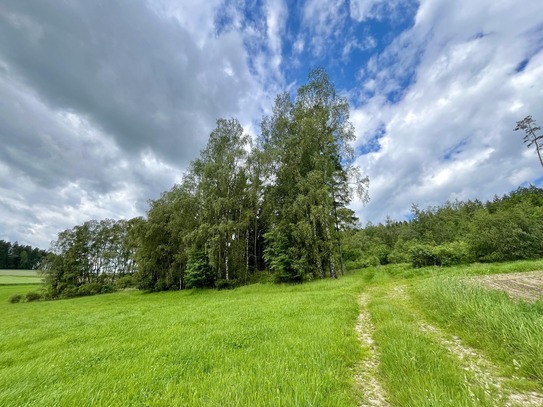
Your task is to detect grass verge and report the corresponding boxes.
[367,285,495,407]
[413,277,543,385]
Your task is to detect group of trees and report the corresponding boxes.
[0,240,47,270]
[40,74,543,299]
[42,219,139,297]
[134,69,367,290]
[344,186,543,268]
[43,69,368,296]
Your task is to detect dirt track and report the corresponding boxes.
[476,270,543,302]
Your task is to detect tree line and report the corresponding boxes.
[343,185,543,269]
[38,70,542,299]
[41,219,139,297]
[0,240,47,270]
[42,69,368,298]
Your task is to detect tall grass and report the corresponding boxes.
[368,288,495,407]
[413,277,543,384]
[0,276,365,406]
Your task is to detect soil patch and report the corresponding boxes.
[475,270,543,302]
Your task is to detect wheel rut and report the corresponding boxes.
[354,293,390,407]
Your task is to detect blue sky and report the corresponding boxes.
[1,0,543,248]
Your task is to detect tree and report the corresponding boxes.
[515,115,543,168]
[261,68,369,281]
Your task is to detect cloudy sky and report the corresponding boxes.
[1,0,542,249]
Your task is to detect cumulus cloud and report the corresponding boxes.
[1,0,542,249]
[0,0,276,248]
[352,0,543,224]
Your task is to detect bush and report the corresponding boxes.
[9,294,23,303]
[216,279,239,290]
[100,284,115,294]
[409,243,437,268]
[59,286,78,299]
[25,291,43,302]
[77,283,103,296]
[433,241,472,266]
[387,248,411,264]
[345,255,380,271]
[186,251,215,288]
[114,275,136,289]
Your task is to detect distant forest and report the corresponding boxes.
[344,185,543,269]
[0,240,48,270]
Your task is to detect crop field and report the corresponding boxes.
[2,261,543,406]
[0,269,42,285]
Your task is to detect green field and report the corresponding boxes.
[2,262,543,406]
[0,269,42,285]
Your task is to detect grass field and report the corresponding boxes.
[2,261,543,406]
[0,269,42,285]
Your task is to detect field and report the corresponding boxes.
[2,262,543,406]
[475,270,543,302]
[0,269,43,285]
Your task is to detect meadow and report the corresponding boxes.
[0,269,42,285]
[2,261,543,406]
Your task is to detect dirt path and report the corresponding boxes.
[475,270,543,302]
[419,321,543,406]
[354,293,390,407]
[391,285,543,406]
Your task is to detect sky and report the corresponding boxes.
[1,0,543,249]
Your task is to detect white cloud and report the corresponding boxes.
[352,0,543,224]
[302,0,348,56]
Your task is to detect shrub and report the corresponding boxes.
[185,251,215,288]
[77,283,103,296]
[216,279,239,290]
[59,286,78,299]
[433,241,472,266]
[100,284,115,294]
[409,243,437,268]
[9,294,23,303]
[345,255,380,271]
[114,275,136,289]
[25,291,42,302]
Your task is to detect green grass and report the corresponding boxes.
[0,269,40,277]
[0,269,42,285]
[3,260,543,406]
[367,286,495,407]
[0,275,365,406]
[413,276,543,385]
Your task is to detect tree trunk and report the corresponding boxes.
[225,231,229,281]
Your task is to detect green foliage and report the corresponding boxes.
[0,240,47,270]
[433,241,472,266]
[42,218,138,298]
[25,291,42,302]
[261,68,366,281]
[409,241,471,268]
[185,251,214,288]
[344,186,543,269]
[9,294,22,303]
[468,202,543,262]
[215,278,239,290]
[409,243,438,268]
[414,277,543,384]
[114,275,135,289]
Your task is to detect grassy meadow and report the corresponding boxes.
[2,261,543,406]
[1,275,365,406]
[0,269,42,285]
